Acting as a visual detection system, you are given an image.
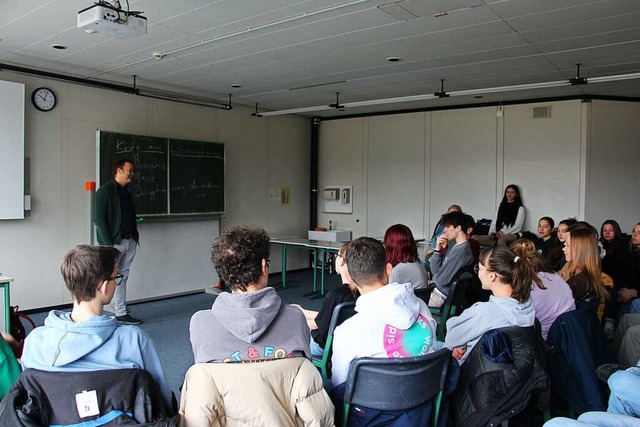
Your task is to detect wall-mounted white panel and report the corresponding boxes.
[587,100,640,232]
[367,113,426,239]
[430,107,498,231]
[503,100,583,232]
[318,118,367,238]
[130,220,219,301]
[0,80,25,219]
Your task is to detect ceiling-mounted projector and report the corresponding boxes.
[77,3,147,38]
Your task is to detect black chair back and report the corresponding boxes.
[0,368,176,426]
[414,282,436,305]
[575,293,600,313]
[432,265,475,340]
[328,301,357,335]
[447,267,474,310]
[313,301,357,379]
[344,348,451,418]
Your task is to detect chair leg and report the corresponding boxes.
[432,391,443,426]
[342,403,350,427]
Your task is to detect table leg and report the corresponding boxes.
[272,244,297,291]
[303,248,321,297]
[310,249,328,300]
[2,283,9,334]
[282,244,287,287]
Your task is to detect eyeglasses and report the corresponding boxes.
[108,274,124,286]
[336,253,344,258]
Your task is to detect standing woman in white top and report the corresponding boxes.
[476,184,526,247]
[384,224,429,290]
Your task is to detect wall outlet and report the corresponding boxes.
[268,188,281,202]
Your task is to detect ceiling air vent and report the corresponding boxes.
[532,106,551,119]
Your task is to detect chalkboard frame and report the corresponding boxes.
[96,130,226,218]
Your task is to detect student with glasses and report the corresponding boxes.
[291,243,359,357]
[444,246,536,364]
[21,245,174,408]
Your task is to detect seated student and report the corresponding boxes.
[613,313,640,367]
[475,184,526,247]
[291,243,358,357]
[385,224,429,290]
[536,216,559,261]
[21,245,173,408]
[428,211,475,308]
[511,238,575,340]
[548,218,577,272]
[558,225,609,304]
[619,223,640,314]
[424,204,462,269]
[600,220,630,287]
[444,246,535,364]
[331,237,437,388]
[544,365,640,426]
[190,226,310,363]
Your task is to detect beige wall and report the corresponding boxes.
[0,73,310,310]
[318,99,639,240]
[587,100,640,233]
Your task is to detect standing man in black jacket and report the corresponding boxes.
[94,159,142,325]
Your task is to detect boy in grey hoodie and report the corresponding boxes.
[190,226,310,363]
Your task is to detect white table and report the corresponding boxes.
[270,238,344,299]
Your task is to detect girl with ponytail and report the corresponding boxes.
[511,238,575,340]
[444,246,536,364]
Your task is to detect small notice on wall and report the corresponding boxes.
[323,185,352,214]
[268,187,290,205]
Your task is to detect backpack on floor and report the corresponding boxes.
[9,306,36,358]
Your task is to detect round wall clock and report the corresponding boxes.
[31,87,57,111]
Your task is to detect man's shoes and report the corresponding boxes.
[116,314,143,325]
[596,363,628,383]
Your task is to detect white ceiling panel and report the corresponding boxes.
[486,0,615,19]
[534,28,640,54]
[0,0,639,116]
[0,2,78,50]
[519,11,640,44]
[0,0,57,27]
[504,0,640,33]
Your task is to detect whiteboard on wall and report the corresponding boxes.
[0,81,25,220]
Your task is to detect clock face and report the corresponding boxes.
[31,87,57,111]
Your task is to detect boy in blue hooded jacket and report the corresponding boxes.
[21,245,173,408]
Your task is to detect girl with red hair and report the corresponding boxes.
[384,224,429,290]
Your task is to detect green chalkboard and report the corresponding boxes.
[98,131,168,215]
[97,131,225,216]
[170,138,225,214]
